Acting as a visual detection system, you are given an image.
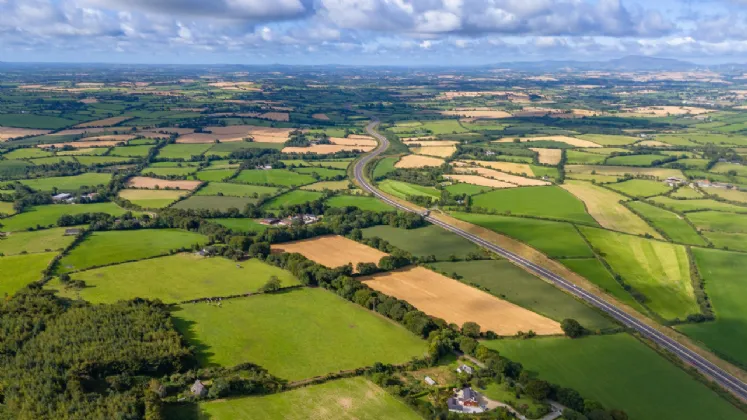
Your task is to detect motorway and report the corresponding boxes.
[355,120,747,401]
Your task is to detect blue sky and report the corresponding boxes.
[1,0,746,65]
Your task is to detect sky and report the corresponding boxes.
[1,0,747,65]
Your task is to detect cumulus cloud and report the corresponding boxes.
[82,0,311,21]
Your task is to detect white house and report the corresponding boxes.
[456,364,474,375]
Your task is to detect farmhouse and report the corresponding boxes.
[191,380,207,397]
[664,177,686,187]
[696,180,733,189]
[447,387,486,414]
[52,193,72,202]
[456,364,474,375]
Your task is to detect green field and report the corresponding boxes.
[0,201,15,216]
[565,150,607,164]
[606,179,672,198]
[0,202,132,231]
[2,148,52,159]
[57,229,208,273]
[211,218,271,233]
[580,227,699,320]
[109,145,153,157]
[0,160,33,177]
[471,186,597,225]
[378,179,440,200]
[361,224,481,260]
[233,169,316,187]
[0,227,75,255]
[0,252,56,296]
[171,288,428,380]
[483,334,745,420]
[28,156,77,165]
[262,190,323,209]
[666,158,710,170]
[429,260,614,330]
[195,182,280,197]
[291,166,347,180]
[118,189,185,209]
[172,196,256,211]
[712,162,747,177]
[282,159,353,170]
[577,134,640,145]
[450,213,593,258]
[443,182,493,196]
[373,156,399,179]
[559,258,646,313]
[391,119,466,135]
[325,195,394,212]
[650,196,747,213]
[74,155,134,166]
[19,173,112,192]
[671,187,703,199]
[48,253,298,303]
[157,144,212,160]
[686,211,747,233]
[301,180,352,191]
[142,167,196,177]
[702,231,747,252]
[195,169,236,182]
[0,113,76,129]
[626,201,707,245]
[678,249,747,367]
[187,377,421,420]
[604,154,669,166]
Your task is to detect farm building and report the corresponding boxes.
[456,364,474,375]
[52,193,73,202]
[664,177,686,187]
[447,387,486,414]
[424,376,436,386]
[64,228,82,236]
[191,380,207,397]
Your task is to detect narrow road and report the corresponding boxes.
[355,120,747,401]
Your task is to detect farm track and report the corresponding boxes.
[355,120,747,401]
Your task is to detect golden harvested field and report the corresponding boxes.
[79,98,98,104]
[271,235,388,270]
[329,137,378,147]
[348,135,375,140]
[38,141,123,149]
[208,81,261,91]
[560,180,661,237]
[410,146,456,158]
[444,175,516,188]
[362,266,562,335]
[495,136,601,148]
[282,144,374,154]
[176,126,294,144]
[453,165,549,186]
[126,176,202,190]
[395,154,445,168]
[0,127,50,141]
[529,148,562,165]
[460,160,535,176]
[312,113,330,120]
[74,116,131,128]
[440,109,513,119]
[624,106,714,116]
[637,140,672,147]
[259,112,289,121]
[437,91,514,99]
[402,140,459,147]
[565,165,685,180]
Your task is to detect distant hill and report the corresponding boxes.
[491,56,703,72]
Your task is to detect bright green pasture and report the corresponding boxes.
[378,179,440,200]
[430,260,613,330]
[172,196,255,211]
[686,211,747,233]
[109,145,153,157]
[282,159,353,170]
[606,179,672,198]
[650,196,747,213]
[233,169,316,187]
[565,150,607,164]
[678,249,747,367]
[0,252,57,296]
[704,231,747,252]
[471,186,597,225]
[262,190,323,209]
[57,229,207,273]
[0,228,74,255]
[671,187,703,198]
[195,182,280,197]
[28,156,77,165]
[577,134,639,145]
[604,154,670,166]
[157,144,212,160]
[373,156,399,178]
[49,254,298,303]
[450,212,593,258]
[74,156,134,166]
[362,224,481,260]
[0,114,76,129]
[118,189,186,209]
[0,202,131,232]
[2,148,52,159]
[142,167,196,177]
[711,162,747,177]
[666,158,710,169]
[191,377,421,420]
[171,288,428,380]
[626,201,706,245]
[483,334,745,420]
[0,160,33,177]
[580,227,699,320]
[301,180,351,191]
[211,218,271,234]
[559,258,646,313]
[0,201,14,216]
[443,183,493,196]
[325,195,394,212]
[195,169,236,182]
[291,166,346,180]
[18,173,112,192]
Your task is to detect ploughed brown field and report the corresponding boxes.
[362,266,562,335]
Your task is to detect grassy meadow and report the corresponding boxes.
[361,224,482,260]
[471,186,597,224]
[0,202,132,232]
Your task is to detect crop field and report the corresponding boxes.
[2,148,52,159]
[109,145,152,157]
[453,165,549,186]
[627,201,706,245]
[363,266,561,335]
[409,145,456,158]
[565,165,684,180]
[393,154,444,168]
[126,176,201,190]
[471,186,597,224]
[0,202,131,232]
[233,169,316,187]
[271,235,388,270]
[483,334,745,420]
[671,187,703,199]
[604,154,669,166]
[301,180,351,191]
[495,135,601,148]
[678,249,747,367]
[291,166,347,180]
[560,180,660,237]
[443,174,515,188]
[606,179,673,198]
[141,166,196,177]
[460,160,535,176]
[576,134,640,145]
[429,260,613,330]
[580,227,699,320]
[0,113,76,129]
[49,253,298,303]
[650,196,747,213]
[529,148,562,165]
[57,229,208,273]
[325,195,394,212]
[451,213,593,258]
[194,169,236,182]
[19,173,112,192]
[0,201,15,216]
[157,143,212,159]
[687,210,747,235]
[361,225,482,260]
[378,179,440,199]
[0,159,34,177]
[262,190,323,209]
[190,377,421,420]
[0,252,57,296]
[195,182,280,197]
[171,288,428,380]
[118,189,186,208]
[711,162,747,177]
[707,187,747,203]
[172,196,256,211]
[211,218,271,233]
[443,182,493,196]
[75,156,134,166]
[0,228,75,255]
